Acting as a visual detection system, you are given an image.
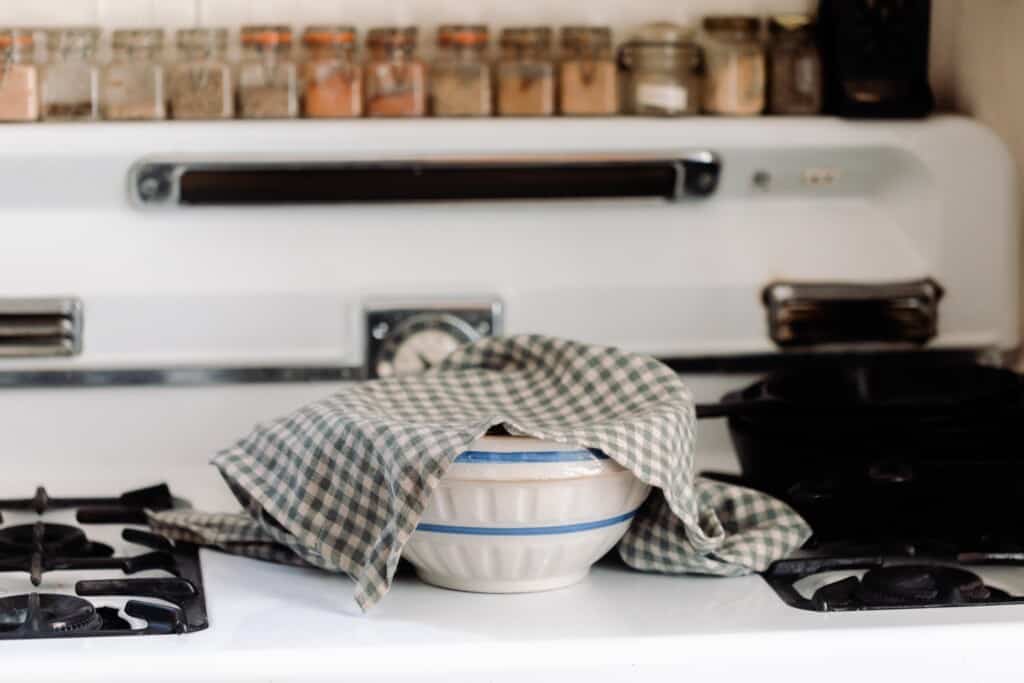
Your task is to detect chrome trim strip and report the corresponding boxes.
[0,365,364,389]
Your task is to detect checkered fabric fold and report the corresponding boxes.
[150,335,811,610]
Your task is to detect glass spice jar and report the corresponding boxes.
[302,25,362,118]
[496,27,555,116]
[619,22,701,116]
[168,28,233,120]
[702,15,765,116]
[0,29,40,122]
[238,25,298,119]
[431,25,491,117]
[559,26,617,116]
[767,15,823,115]
[364,27,427,117]
[102,28,166,121]
[41,27,101,121]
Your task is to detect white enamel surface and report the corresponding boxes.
[0,116,1017,372]
[1,384,1024,679]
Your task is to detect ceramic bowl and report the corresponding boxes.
[403,436,651,593]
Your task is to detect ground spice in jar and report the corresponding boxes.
[102,29,166,121]
[302,26,362,118]
[431,25,491,117]
[364,27,427,117]
[168,28,233,120]
[496,28,554,116]
[559,26,617,115]
[702,16,765,116]
[237,26,299,119]
[767,15,823,115]
[0,30,39,121]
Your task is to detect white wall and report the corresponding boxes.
[0,0,813,39]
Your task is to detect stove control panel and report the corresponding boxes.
[364,298,503,379]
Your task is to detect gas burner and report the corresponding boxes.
[0,522,113,559]
[764,558,1024,612]
[0,594,103,636]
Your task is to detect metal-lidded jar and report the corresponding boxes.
[767,14,822,115]
[701,15,765,115]
[302,25,362,118]
[619,22,700,116]
[238,25,298,119]
[432,25,491,117]
[168,28,233,120]
[559,26,617,116]
[0,29,39,122]
[102,28,166,121]
[41,27,101,121]
[364,27,427,117]
[496,27,554,116]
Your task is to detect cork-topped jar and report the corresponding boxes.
[559,26,617,116]
[702,15,765,115]
[767,14,822,115]
[41,27,101,121]
[102,29,166,121]
[364,27,427,117]
[238,25,299,119]
[0,29,39,122]
[620,22,701,116]
[431,25,491,117]
[496,27,554,116]
[302,25,362,118]
[168,28,233,120]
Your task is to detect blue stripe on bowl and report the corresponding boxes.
[454,449,610,464]
[414,508,638,536]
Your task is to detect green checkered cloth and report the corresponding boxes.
[149,335,810,610]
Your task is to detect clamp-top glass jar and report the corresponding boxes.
[619,22,700,116]
[431,25,491,117]
[767,15,822,115]
[496,27,554,116]
[364,27,427,117]
[0,29,39,121]
[41,27,100,121]
[102,29,166,120]
[302,26,362,118]
[559,26,617,116]
[168,28,233,120]
[238,25,298,119]
[702,15,765,115]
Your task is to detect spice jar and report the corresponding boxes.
[619,23,700,116]
[767,15,823,115]
[559,26,617,116]
[40,27,101,121]
[0,29,39,122]
[238,25,298,119]
[496,28,555,116]
[364,27,427,117]
[102,29,166,121]
[302,26,362,118]
[702,16,765,116]
[431,25,491,117]
[168,28,233,120]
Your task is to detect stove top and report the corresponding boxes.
[764,538,1024,612]
[0,484,207,639]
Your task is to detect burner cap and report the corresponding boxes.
[0,594,103,636]
[857,565,992,606]
[0,523,113,559]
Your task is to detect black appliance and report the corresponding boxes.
[818,0,934,118]
[0,484,208,639]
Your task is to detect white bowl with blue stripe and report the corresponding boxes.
[404,436,651,593]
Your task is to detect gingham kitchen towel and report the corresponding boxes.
[150,335,811,610]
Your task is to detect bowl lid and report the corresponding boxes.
[444,436,625,482]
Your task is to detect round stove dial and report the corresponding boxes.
[373,313,481,378]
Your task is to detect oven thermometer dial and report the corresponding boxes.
[373,313,481,378]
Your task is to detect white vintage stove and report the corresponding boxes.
[1,115,1022,681]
